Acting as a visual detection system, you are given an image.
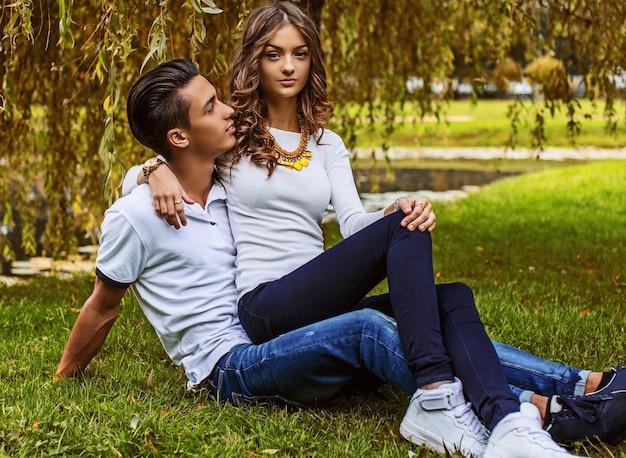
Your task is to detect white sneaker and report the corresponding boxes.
[484,402,589,458]
[399,378,488,457]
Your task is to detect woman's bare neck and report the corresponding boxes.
[266,102,299,132]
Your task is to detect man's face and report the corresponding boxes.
[179,75,236,157]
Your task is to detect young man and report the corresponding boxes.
[56,60,626,457]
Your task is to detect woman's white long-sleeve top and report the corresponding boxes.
[224,127,385,298]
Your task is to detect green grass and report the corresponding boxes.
[1,161,626,457]
[333,99,626,149]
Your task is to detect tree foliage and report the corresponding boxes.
[1,0,625,260]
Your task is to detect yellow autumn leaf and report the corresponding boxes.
[103,95,111,111]
[147,369,154,388]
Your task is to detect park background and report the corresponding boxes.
[1,0,625,456]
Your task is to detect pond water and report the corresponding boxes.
[354,167,518,211]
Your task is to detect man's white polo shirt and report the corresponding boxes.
[95,182,251,389]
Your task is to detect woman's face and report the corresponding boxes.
[259,24,311,104]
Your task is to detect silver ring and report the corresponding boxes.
[174,200,183,205]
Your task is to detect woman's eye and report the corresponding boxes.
[267,52,280,59]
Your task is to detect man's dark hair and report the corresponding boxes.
[127,59,200,158]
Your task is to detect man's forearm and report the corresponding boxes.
[55,288,122,380]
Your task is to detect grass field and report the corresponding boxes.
[1,160,625,457]
[333,98,626,149]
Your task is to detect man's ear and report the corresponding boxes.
[167,128,190,149]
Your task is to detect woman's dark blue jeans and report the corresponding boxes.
[238,211,520,428]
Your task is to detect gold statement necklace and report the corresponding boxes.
[269,116,312,171]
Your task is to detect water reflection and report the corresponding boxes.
[353,167,519,194]
[323,167,517,220]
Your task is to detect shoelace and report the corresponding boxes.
[524,426,568,451]
[557,396,601,424]
[452,401,487,437]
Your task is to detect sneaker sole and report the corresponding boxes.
[606,428,626,447]
[399,419,447,454]
[399,419,483,457]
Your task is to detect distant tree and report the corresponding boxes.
[1,0,624,259]
[494,58,523,92]
[524,56,572,101]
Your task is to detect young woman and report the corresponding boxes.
[124,3,587,457]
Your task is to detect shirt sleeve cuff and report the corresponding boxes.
[96,268,132,289]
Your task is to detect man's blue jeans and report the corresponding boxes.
[207,308,587,411]
[494,341,589,402]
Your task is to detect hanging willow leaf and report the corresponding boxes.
[190,0,223,15]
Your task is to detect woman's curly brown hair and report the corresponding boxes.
[227,1,334,176]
